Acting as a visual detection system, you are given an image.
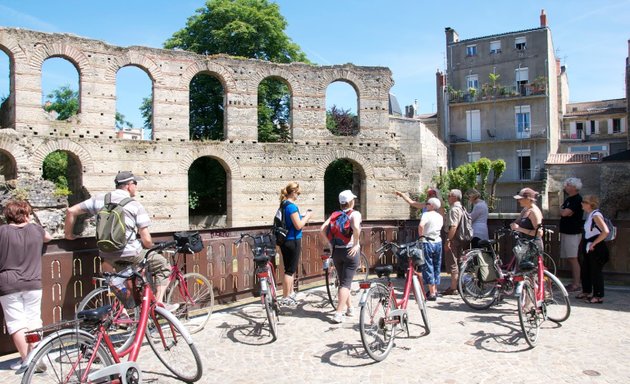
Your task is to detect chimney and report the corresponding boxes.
[540,9,547,27]
[445,27,459,44]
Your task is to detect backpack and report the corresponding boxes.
[272,201,290,246]
[591,210,617,242]
[455,205,474,242]
[326,209,354,246]
[95,193,133,253]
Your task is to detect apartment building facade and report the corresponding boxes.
[437,11,561,212]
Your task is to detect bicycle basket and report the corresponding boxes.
[174,231,204,254]
[107,265,143,309]
[513,238,538,266]
[397,241,425,269]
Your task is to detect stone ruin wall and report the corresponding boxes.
[0,27,447,234]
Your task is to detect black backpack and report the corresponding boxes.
[272,201,290,246]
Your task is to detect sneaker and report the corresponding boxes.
[281,296,297,307]
[10,360,23,370]
[332,312,345,324]
[440,287,459,296]
[162,303,180,313]
[345,306,355,317]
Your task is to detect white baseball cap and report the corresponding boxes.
[338,190,357,204]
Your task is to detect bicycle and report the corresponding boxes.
[358,239,431,362]
[514,224,571,348]
[321,249,369,309]
[19,241,203,383]
[76,236,214,351]
[458,227,557,310]
[235,232,280,341]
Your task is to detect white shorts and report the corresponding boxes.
[560,233,582,259]
[0,290,43,335]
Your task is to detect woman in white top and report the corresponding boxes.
[578,195,609,304]
[418,197,443,301]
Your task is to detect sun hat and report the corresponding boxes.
[338,190,357,204]
[513,187,538,201]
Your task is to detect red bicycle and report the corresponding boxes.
[358,239,431,362]
[19,242,203,383]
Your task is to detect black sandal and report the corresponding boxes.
[588,297,604,304]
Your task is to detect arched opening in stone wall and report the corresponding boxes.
[257,76,292,143]
[324,158,366,217]
[0,48,11,128]
[41,57,80,121]
[188,156,228,228]
[325,80,359,136]
[116,66,153,141]
[189,72,225,141]
[41,150,84,206]
[0,150,17,181]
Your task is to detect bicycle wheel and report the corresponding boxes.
[412,275,431,335]
[458,251,498,310]
[517,279,540,348]
[325,265,339,309]
[359,283,397,362]
[76,286,138,353]
[262,290,279,341]
[21,331,114,384]
[165,272,214,334]
[543,270,571,323]
[542,252,557,275]
[146,306,203,382]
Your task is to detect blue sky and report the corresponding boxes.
[1,0,629,128]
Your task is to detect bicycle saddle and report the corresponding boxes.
[375,265,394,278]
[519,260,536,271]
[77,304,113,324]
[477,239,496,249]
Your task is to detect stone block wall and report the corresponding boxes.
[0,27,447,232]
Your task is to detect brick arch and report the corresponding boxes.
[319,67,366,98]
[29,42,90,76]
[0,38,27,71]
[178,147,241,178]
[313,149,374,180]
[30,139,94,173]
[248,66,298,95]
[179,60,236,93]
[0,135,29,175]
[103,50,163,84]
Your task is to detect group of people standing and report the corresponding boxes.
[395,178,611,305]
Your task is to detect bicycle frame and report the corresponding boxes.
[257,260,278,299]
[165,250,196,303]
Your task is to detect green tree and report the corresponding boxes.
[324,159,354,215]
[44,85,78,120]
[489,159,506,211]
[258,78,291,142]
[140,96,153,139]
[164,0,309,141]
[326,105,358,136]
[115,112,133,129]
[476,157,492,199]
[42,150,70,194]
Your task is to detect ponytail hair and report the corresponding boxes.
[279,181,300,203]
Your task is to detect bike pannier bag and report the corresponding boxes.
[477,251,498,282]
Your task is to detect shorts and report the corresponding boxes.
[280,238,302,275]
[104,249,171,285]
[332,247,359,289]
[0,290,43,335]
[560,233,582,259]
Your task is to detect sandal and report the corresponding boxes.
[575,292,590,300]
[588,297,604,304]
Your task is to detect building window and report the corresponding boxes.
[517,149,531,180]
[576,122,584,140]
[590,120,596,135]
[466,44,477,56]
[515,37,527,50]
[515,105,531,138]
[515,67,529,95]
[466,74,479,90]
[467,151,481,163]
[613,118,621,133]
[489,40,501,54]
[466,110,481,142]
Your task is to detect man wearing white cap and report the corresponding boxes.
[64,171,172,305]
[320,190,362,323]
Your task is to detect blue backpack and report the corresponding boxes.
[326,209,353,246]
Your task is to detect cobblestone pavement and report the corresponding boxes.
[1,278,629,383]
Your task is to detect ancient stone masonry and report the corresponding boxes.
[0,27,447,233]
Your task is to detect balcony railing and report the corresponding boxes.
[449,84,546,104]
